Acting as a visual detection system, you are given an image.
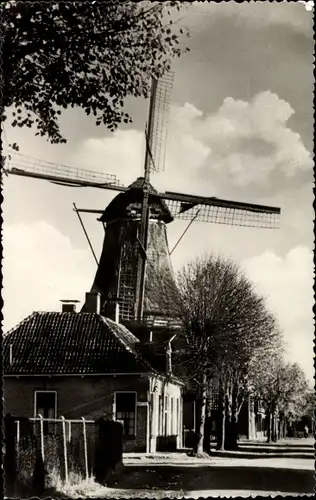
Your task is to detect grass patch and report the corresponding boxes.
[47,468,102,498]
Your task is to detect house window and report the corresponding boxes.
[164,395,168,435]
[115,392,136,437]
[158,394,163,435]
[171,397,174,434]
[34,391,57,435]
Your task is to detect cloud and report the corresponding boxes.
[2,221,95,331]
[242,246,314,382]
[189,1,312,33]
[172,92,312,188]
[65,91,311,198]
[68,129,145,186]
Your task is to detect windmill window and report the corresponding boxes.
[115,392,136,438]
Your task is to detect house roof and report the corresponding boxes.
[3,312,157,376]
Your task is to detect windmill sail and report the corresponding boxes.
[164,195,280,229]
[135,72,174,322]
[4,151,123,190]
[148,72,174,174]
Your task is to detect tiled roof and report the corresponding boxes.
[3,312,156,376]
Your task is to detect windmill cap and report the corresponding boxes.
[127,177,157,193]
[99,177,173,224]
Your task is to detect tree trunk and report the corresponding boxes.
[279,415,285,440]
[271,411,277,442]
[196,374,207,455]
[226,385,240,450]
[224,391,234,450]
[266,409,272,443]
[279,416,283,439]
[230,409,239,450]
[203,399,212,454]
[216,384,225,450]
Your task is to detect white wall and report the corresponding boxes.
[149,377,183,451]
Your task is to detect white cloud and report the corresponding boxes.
[65,91,312,198]
[190,2,312,32]
[58,102,213,196]
[2,221,95,331]
[184,91,312,187]
[242,246,314,382]
[68,129,145,186]
[152,91,312,194]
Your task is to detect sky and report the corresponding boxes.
[2,2,314,382]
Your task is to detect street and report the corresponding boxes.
[65,438,314,498]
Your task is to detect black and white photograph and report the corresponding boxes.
[2,1,314,498]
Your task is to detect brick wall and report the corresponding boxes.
[4,375,150,452]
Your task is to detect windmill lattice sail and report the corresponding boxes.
[4,151,123,187]
[148,72,174,174]
[165,198,280,229]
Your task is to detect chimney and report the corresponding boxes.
[60,300,80,313]
[85,292,101,314]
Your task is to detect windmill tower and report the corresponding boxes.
[5,73,281,346]
[84,75,181,341]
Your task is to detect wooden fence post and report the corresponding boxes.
[68,421,72,442]
[16,420,20,454]
[61,416,68,482]
[38,414,45,462]
[82,417,89,480]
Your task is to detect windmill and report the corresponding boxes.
[4,73,281,342]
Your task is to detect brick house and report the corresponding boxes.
[3,296,184,453]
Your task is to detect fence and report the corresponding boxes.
[16,415,96,482]
[4,413,123,496]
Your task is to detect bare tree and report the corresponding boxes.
[249,355,310,442]
[173,254,281,452]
